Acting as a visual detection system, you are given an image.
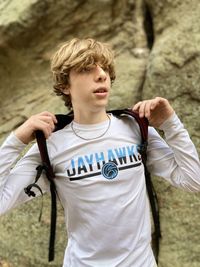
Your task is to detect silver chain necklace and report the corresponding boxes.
[71,114,111,140]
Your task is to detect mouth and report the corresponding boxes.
[93,87,108,94]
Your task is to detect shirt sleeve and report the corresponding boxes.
[146,113,200,192]
[0,132,50,215]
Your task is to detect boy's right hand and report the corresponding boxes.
[14,111,57,144]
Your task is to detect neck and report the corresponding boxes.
[73,109,108,124]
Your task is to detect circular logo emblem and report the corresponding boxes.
[101,162,119,180]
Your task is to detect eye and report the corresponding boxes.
[80,66,94,73]
[82,67,90,72]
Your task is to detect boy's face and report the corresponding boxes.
[65,64,111,114]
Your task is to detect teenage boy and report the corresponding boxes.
[0,38,200,267]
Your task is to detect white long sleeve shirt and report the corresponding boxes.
[0,113,200,267]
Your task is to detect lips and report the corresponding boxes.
[93,87,108,93]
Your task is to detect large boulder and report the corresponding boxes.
[143,0,200,266]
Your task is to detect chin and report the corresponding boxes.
[93,102,108,112]
[96,100,108,107]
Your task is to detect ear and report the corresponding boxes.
[62,86,70,95]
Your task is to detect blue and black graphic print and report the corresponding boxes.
[66,144,143,181]
[101,162,119,180]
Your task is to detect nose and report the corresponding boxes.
[95,65,107,82]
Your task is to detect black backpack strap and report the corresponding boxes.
[24,113,73,262]
[24,132,57,262]
[35,130,57,262]
[110,108,148,142]
[131,111,161,263]
[110,109,161,263]
[54,113,73,131]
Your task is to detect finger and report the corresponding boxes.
[144,101,152,118]
[39,111,57,124]
[138,101,148,118]
[43,126,53,139]
[133,100,148,118]
[148,97,160,111]
[34,120,54,139]
[132,101,142,112]
[39,115,56,131]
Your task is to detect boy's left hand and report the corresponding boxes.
[132,97,174,128]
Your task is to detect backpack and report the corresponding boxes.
[24,108,161,263]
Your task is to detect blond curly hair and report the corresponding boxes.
[51,38,116,109]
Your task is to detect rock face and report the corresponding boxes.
[0,0,200,266]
